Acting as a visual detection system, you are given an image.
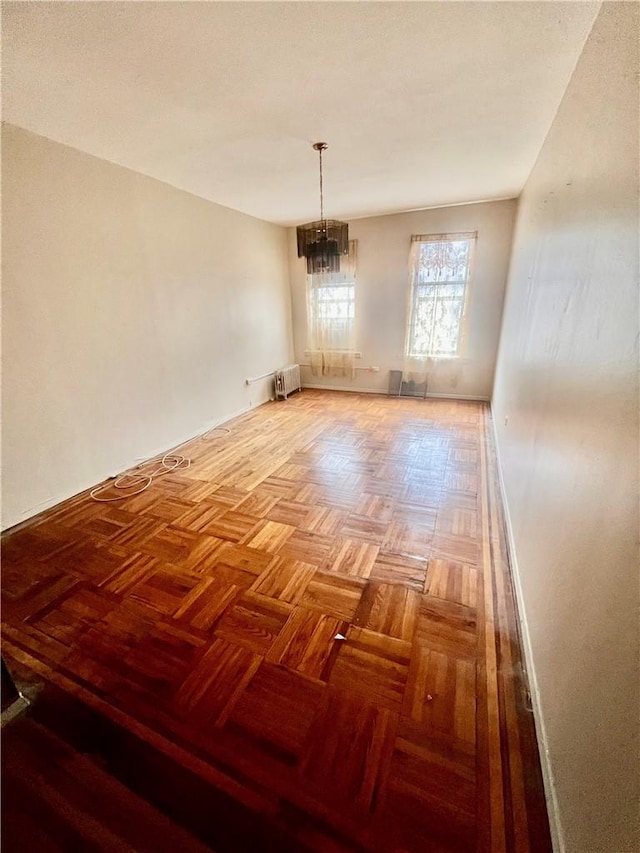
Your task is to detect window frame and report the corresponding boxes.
[306,240,357,354]
[307,280,355,345]
[405,231,476,360]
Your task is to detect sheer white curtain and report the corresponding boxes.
[307,240,357,378]
[403,232,476,385]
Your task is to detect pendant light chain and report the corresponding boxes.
[318,145,324,223]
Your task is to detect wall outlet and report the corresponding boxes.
[370,366,380,372]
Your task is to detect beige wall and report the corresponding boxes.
[1,124,293,530]
[288,199,516,399]
[491,5,639,852]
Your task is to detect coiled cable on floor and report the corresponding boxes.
[89,420,232,502]
[89,452,191,502]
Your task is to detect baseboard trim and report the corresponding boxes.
[302,383,490,401]
[1,400,267,534]
[489,404,564,853]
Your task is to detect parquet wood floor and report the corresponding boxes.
[1,390,551,852]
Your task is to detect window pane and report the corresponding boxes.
[308,280,355,350]
[311,285,354,322]
[418,240,470,283]
[410,295,436,355]
[408,236,473,357]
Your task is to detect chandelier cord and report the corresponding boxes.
[318,146,324,223]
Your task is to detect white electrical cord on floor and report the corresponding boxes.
[201,426,231,440]
[89,421,233,502]
[89,452,191,502]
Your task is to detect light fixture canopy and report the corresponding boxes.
[297,142,348,274]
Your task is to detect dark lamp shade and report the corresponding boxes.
[296,219,349,274]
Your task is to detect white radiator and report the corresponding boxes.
[274,364,301,400]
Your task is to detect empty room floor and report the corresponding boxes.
[1,390,551,852]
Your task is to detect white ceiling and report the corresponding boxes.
[2,1,600,226]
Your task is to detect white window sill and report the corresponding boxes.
[407,354,463,361]
[304,350,362,358]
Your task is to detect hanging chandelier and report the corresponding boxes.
[296,142,349,274]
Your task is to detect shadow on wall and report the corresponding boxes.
[497,362,635,451]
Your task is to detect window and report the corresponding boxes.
[307,278,355,350]
[406,232,476,358]
[306,241,357,375]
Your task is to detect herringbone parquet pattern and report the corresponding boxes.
[1,390,551,852]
